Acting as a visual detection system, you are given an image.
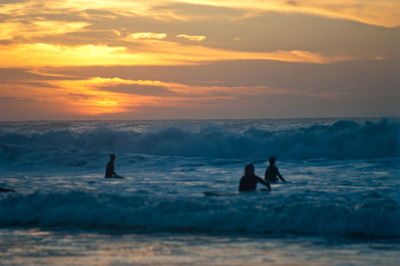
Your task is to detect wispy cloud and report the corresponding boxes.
[1,0,399,28]
[176,0,400,28]
[0,21,89,40]
[128,32,167,40]
[177,34,206,42]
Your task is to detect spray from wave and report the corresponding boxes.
[1,119,398,162]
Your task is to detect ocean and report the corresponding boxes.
[0,118,399,265]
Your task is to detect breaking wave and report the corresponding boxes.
[1,190,399,237]
[0,119,398,161]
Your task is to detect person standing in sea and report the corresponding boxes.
[265,156,286,183]
[239,164,271,192]
[105,153,118,178]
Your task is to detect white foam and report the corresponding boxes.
[1,189,399,237]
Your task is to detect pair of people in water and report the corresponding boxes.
[239,156,286,192]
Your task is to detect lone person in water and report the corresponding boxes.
[265,156,286,183]
[239,164,271,192]
[0,187,15,193]
[105,153,118,178]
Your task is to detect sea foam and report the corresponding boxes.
[1,190,399,237]
[0,119,399,238]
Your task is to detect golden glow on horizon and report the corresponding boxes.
[0,73,358,118]
[47,78,144,115]
[55,77,348,113]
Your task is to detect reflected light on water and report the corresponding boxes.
[1,229,400,265]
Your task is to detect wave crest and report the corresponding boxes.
[1,191,399,237]
[0,119,399,160]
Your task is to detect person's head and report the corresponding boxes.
[269,156,276,165]
[244,163,254,175]
[110,153,116,161]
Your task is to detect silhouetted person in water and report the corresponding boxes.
[265,156,286,183]
[105,153,118,178]
[239,164,271,192]
[0,187,15,193]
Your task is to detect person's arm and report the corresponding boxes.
[277,168,286,183]
[257,176,271,191]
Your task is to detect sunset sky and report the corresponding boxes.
[1,0,399,120]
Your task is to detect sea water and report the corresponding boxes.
[0,118,399,265]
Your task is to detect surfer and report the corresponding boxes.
[0,187,15,193]
[105,153,118,178]
[265,156,286,183]
[239,164,271,192]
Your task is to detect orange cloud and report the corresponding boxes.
[0,0,390,72]
[0,43,148,67]
[0,41,352,68]
[1,0,398,28]
[53,76,346,98]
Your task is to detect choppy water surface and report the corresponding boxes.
[0,118,399,265]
